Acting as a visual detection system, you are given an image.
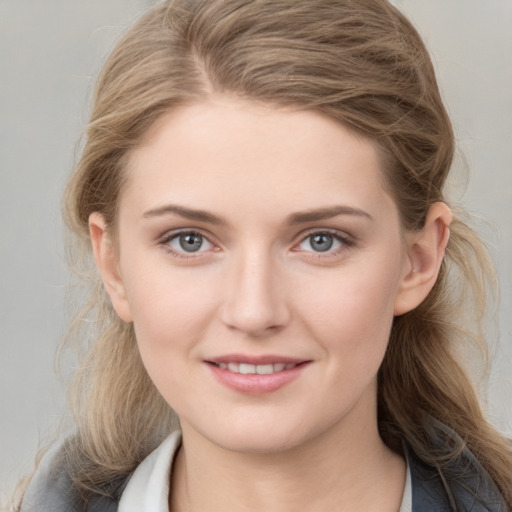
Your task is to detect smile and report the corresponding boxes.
[212,362,299,374]
[206,357,310,395]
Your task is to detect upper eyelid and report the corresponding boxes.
[291,229,354,257]
[295,228,353,243]
[159,229,218,253]
[159,228,215,243]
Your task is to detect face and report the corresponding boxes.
[95,98,419,454]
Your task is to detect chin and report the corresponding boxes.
[211,430,307,455]
[184,410,336,456]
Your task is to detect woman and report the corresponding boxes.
[14,0,511,510]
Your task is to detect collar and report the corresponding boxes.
[118,431,414,512]
[118,431,182,512]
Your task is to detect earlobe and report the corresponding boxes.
[89,212,133,323]
[394,202,452,316]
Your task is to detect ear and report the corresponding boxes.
[394,202,452,316]
[89,212,133,323]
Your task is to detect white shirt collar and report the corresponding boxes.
[118,431,181,512]
[118,430,412,512]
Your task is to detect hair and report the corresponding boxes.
[13,0,512,509]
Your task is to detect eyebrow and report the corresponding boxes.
[143,204,228,226]
[285,206,373,225]
[142,204,373,226]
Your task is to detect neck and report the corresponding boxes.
[170,402,406,512]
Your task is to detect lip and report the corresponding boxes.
[205,354,311,395]
[207,354,307,365]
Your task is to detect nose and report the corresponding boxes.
[220,248,290,337]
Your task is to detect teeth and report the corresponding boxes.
[256,364,273,375]
[239,363,256,374]
[228,363,239,372]
[216,362,297,374]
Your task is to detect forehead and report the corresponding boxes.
[122,98,396,224]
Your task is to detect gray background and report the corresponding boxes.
[1,0,511,491]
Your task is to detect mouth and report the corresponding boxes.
[208,361,302,375]
[205,356,311,394]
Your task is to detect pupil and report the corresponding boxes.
[311,234,333,252]
[179,233,203,252]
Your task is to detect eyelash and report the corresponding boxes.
[158,229,353,260]
[293,229,353,259]
[159,230,215,259]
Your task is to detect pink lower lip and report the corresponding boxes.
[207,362,310,395]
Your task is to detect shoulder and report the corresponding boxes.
[19,442,126,512]
[408,420,509,512]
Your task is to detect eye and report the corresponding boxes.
[164,231,214,254]
[297,231,347,253]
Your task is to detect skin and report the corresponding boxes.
[90,97,451,511]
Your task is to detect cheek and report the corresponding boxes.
[295,259,401,357]
[121,258,221,358]
[122,264,223,407]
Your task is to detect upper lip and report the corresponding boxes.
[206,354,310,365]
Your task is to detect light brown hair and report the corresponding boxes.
[15,0,512,508]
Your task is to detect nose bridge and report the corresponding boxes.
[221,243,289,336]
